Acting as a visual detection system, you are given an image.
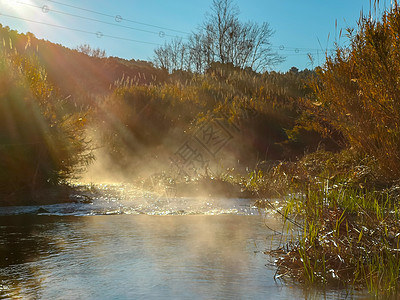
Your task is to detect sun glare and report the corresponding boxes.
[3,0,19,8]
[0,0,58,36]
[1,0,34,13]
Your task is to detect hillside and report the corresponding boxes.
[0,24,167,104]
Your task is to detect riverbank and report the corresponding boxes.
[0,185,96,207]
[251,150,400,297]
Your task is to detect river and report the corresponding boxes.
[0,184,366,299]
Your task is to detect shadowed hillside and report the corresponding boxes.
[0,24,167,105]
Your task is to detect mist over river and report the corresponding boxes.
[0,184,366,299]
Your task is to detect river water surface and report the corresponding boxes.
[0,184,366,299]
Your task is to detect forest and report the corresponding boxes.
[1,0,400,296]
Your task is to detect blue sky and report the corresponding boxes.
[0,0,391,71]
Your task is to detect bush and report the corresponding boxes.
[0,48,93,197]
[308,5,400,184]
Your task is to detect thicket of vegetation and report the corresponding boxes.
[0,21,323,202]
[255,4,400,297]
[0,41,93,204]
[97,63,323,167]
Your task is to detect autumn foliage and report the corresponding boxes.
[307,5,400,183]
[0,42,93,200]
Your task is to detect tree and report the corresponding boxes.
[76,43,107,58]
[153,0,284,73]
[0,46,94,198]
[153,38,188,72]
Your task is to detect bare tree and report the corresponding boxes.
[153,38,190,72]
[204,0,240,65]
[153,0,284,73]
[187,32,216,73]
[76,44,107,58]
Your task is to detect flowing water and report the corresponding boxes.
[0,184,366,299]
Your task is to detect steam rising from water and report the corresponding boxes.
[0,183,265,216]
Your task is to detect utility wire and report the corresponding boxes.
[41,0,191,35]
[0,11,323,57]
[271,46,334,52]
[0,13,160,45]
[10,1,335,54]
[16,1,182,39]
[0,4,331,60]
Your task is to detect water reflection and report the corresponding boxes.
[0,215,274,298]
[0,216,60,299]
[0,213,368,299]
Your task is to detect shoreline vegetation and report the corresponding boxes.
[258,4,400,297]
[1,0,400,297]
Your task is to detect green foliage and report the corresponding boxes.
[277,179,400,297]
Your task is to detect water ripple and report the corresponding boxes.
[0,183,263,217]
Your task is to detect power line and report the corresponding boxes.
[283,53,321,57]
[8,1,335,54]
[0,13,160,45]
[17,1,184,39]
[0,11,324,56]
[271,46,334,52]
[40,0,191,35]
[0,6,329,64]
[36,0,333,54]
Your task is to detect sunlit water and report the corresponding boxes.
[0,184,367,299]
